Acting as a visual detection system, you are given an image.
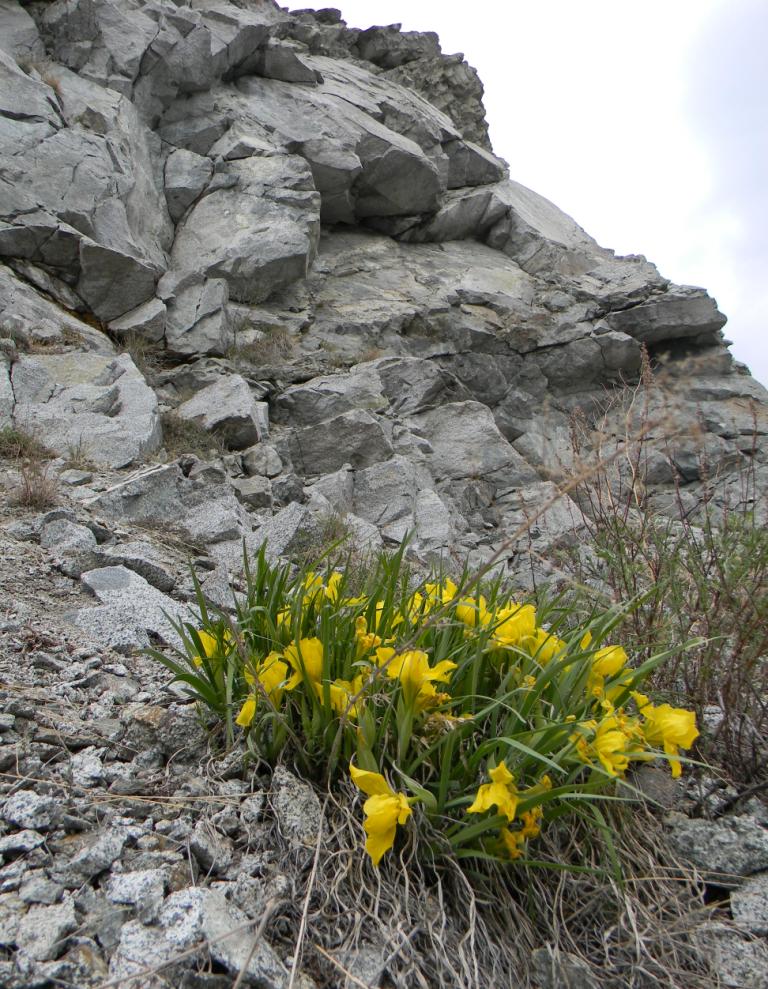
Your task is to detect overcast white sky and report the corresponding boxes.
[283,0,768,385]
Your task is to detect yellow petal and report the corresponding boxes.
[197,629,219,659]
[365,825,397,867]
[284,638,324,683]
[325,572,342,602]
[489,761,514,786]
[375,646,396,668]
[235,696,256,727]
[349,762,393,797]
[592,645,628,678]
[361,793,411,866]
[429,659,458,683]
[467,781,518,821]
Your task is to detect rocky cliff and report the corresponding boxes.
[3,0,767,582]
[2,4,768,986]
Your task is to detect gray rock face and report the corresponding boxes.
[163,148,213,224]
[0,0,44,60]
[2,790,56,831]
[0,59,171,321]
[163,273,232,357]
[243,442,283,478]
[97,540,175,592]
[1,352,14,425]
[176,373,269,449]
[39,519,99,578]
[106,870,167,922]
[410,401,538,487]
[606,286,727,345]
[169,155,320,304]
[15,898,78,963]
[109,297,167,344]
[108,918,179,987]
[275,366,386,426]
[693,923,768,989]
[0,265,113,355]
[665,813,768,886]
[289,409,394,476]
[160,887,287,987]
[254,502,321,561]
[73,566,186,653]
[11,352,161,468]
[271,766,322,846]
[731,872,768,935]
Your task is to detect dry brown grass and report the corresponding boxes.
[251,786,715,989]
[0,425,52,462]
[10,462,58,509]
[160,412,226,460]
[548,356,768,784]
[227,327,297,367]
[118,333,166,382]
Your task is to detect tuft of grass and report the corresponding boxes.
[62,437,95,471]
[119,333,165,382]
[0,425,53,461]
[227,326,296,368]
[160,412,226,460]
[10,461,58,509]
[3,322,87,355]
[556,356,768,783]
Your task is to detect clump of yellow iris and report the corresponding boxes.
[180,556,702,872]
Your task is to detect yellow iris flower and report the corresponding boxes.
[244,651,288,701]
[193,627,233,667]
[521,628,567,664]
[325,572,342,603]
[587,645,628,696]
[467,761,519,822]
[349,762,412,866]
[284,637,324,690]
[574,716,634,777]
[425,577,458,607]
[640,702,699,777]
[455,595,489,627]
[325,675,365,717]
[491,603,537,647]
[354,616,382,658]
[236,652,289,727]
[376,648,457,710]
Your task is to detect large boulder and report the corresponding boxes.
[72,566,186,653]
[169,155,320,305]
[409,401,538,488]
[0,0,44,60]
[274,365,387,425]
[0,59,172,320]
[11,352,161,468]
[162,273,232,357]
[39,0,284,122]
[288,409,394,476]
[175,373,269,449]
